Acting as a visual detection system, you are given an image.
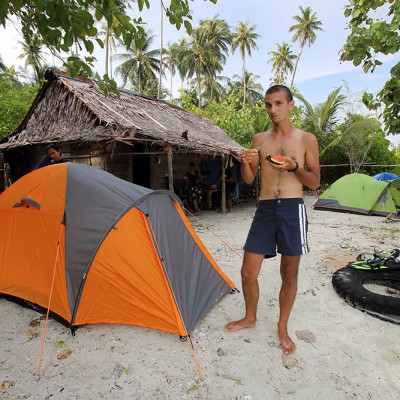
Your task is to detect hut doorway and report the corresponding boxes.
[132,154,150,188]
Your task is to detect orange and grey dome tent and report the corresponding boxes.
[0,162,235,338]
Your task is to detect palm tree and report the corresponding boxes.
[114,30,162,94]
[175,37,189,89]
[338,115,381,173]
[199,15,232,64]
[0,55,6,72]
[163,42,179,99]
[180,28,221,107]
[99,0,131,79]
[268,42,297,85]
[99,22,119,80]
[198,16,232,102]
[0,64,27,87]
[229,71,264,105]
[289,6,324,87]
[294,87,346,149]
[158,0,164,99]
[17,35,46,83]
[294,87,379,172]
[191,73,229,105]
[231,20,260,105]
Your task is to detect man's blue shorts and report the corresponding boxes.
[244,198,309,258]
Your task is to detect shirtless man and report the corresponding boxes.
[224,85,320,355]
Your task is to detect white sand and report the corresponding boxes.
[1,196,400,399]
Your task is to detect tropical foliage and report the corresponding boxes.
[0,0,216,94]
[231,20,260,105]
[114,30,162,94]
[0,74,37,138]
[340,0,400,134]
[1,2,399,184]
[289,6,324,86]
[268,42,296,85]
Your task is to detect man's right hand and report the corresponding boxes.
[241,149,259,166]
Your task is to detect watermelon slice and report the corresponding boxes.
[266,154,286,165]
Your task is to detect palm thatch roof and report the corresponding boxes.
[0,69,244,159]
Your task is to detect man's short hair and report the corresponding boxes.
[265,85,293,102]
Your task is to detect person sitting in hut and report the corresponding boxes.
[185,161,203,213]
[35,144,64,169]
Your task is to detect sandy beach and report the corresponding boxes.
[1,195,400,400]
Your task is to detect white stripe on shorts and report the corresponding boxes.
[298,203,309,254]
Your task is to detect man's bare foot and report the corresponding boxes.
[278,328,296,355]
[224,318,256,332]
[279,336,296,355]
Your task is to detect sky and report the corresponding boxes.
[1,0,399,145]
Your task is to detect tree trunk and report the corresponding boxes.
[290,45,303,87]
[158,0,163,99]
[105,28,110,76]
[170,70,173,99]
[242,53,246,105]
[197,68,201,108]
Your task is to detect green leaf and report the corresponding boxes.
[77,9,93,25]
[184,20,192,35]
[84,39,94,54]
[96,38,104,48]
[87,26,97,37]
[63,31,73,48]
[94,9,103,22]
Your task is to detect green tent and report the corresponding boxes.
[314,173,400,216]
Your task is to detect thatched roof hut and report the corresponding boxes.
[0,69,244,202]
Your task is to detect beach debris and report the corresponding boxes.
[112,363,125,378]
[216,372,241,382]
[340,240,350,249]
[25,329,40,339]
[216,347,225,356]
[282,354,298,369]
[1,380,14,390]
[244,338,251,343]
[29,318,41,327]
[295,329,316,344]
[268,341,281,349]
[56,349,72,360]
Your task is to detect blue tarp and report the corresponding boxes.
[373,172,400,181]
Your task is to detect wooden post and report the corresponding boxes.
[165,144,174,193]
[220,156,226,214]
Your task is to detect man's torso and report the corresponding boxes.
[253,129,306,199]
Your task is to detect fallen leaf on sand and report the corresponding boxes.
[29,318,41,327]
[57,349,72,360]
[1,381,14,390]
[295,329,316,343]
[25,329,40,338]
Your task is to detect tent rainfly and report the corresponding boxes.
[314,173,400,216]
[0,162,236,336]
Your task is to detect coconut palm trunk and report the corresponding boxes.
[290,46,303,87]
[158,0,163,99]
[105,27,110,76]
[242,51,246,104]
